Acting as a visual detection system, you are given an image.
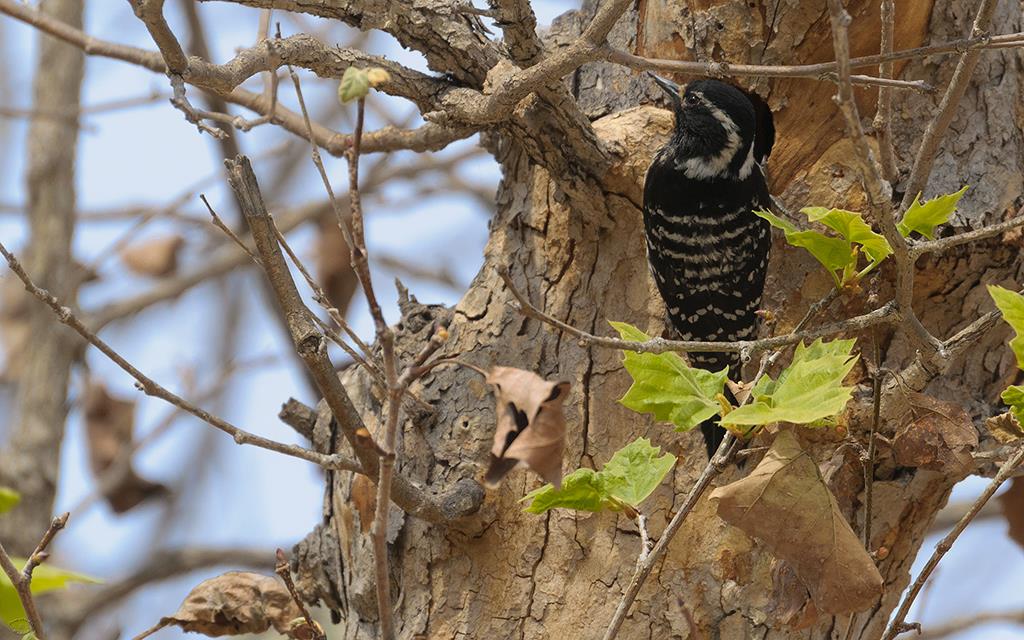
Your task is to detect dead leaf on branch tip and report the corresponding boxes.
[119,234,185,278]
[999,478,1024,551]
[987,411,1024,444]
[84,382,168,513]
[484,367,570,489]
[709,430,883,614]
[143,572,304,638]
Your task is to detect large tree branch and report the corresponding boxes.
[225,155,483,524]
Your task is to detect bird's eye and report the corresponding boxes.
[685,94,700,106]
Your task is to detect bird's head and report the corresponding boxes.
[649,74,774,180]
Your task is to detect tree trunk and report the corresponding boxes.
[0,0,83,556]
[293,0,1024,637]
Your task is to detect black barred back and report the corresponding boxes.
[643,77,774,458]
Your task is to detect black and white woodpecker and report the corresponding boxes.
[643,74,775,457]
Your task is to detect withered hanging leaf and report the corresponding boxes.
[709,430,882,614]
[146,572,303,638]
[83,383,168,513]
[316,216,358,316]
[119,234,185,278]
[987,411,1024,444]
[892,392,978,478]
[0,273,31,383]
[999,478,1024,551]
[484,367,570,489]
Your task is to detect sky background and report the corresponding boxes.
[0,2,1021,639]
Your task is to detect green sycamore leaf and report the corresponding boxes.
[756,209,891,287]
[522,438,676,514]
[610,322,728,432]
[988,285,1024,369]
[521,469,608,514]
[600,438,677,507]
[1,563,99,631]
[722,338,858,427]
[1003,386,1024,425]
[803,207,893,266]
[897,186,969,239]
[338,67,370,104]
[0,488,19,516]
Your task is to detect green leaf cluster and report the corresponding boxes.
[989,285,1024,424]
[611,322,728,432]
[755,208,891,288]
[522,438,676,514]
[756,186,967,289]
[612,322,857,432]
[722,339,858,427]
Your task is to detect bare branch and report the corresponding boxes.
[0,513,70,640]
[224,155,481,523]
[498,266,898,356]
[874,0,900,183]
[0,240,360,473]
[601,31,1024,84]
[909,206,1024,258]
[882,439,1024,640]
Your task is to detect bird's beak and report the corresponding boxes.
[647,72,680,102]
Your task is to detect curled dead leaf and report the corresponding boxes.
[998,478,1024,551]
[987,411,1024,444]
[709,430,883,615]
[316,216,358,315]
[142,572,303,638]
[892,392,978,478]
[83,382,168,513]
[120,234,185,277]
[484,367,570,488]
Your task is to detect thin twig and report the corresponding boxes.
[498,265,899,356]
[0,240,360,473]
[863,369,883,550]
[600,31,1024,84]
[882,440,1024,639]
[873,0,900,184]
[0,512,70,640]
[200,193,261,264]
[910,208,1024,258]
[275,548,324,640]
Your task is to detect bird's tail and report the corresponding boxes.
[689,351,741,459]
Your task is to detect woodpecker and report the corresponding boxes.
[643,75,775,457]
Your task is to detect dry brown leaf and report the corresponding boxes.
[120,234,185,277]
[151,572,303,637]
[0,273,31,382]
[999,478,1024,550]
[350,473,376,534]
[987,411,1024,444]
[892,392,978,478]
[316,216,358,315]
[709,430,883,614]
[83,382,168,513]
[483,367,570,488]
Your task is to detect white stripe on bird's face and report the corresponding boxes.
[675,92,743,180]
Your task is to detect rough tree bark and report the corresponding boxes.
[0,0,83,556]
[285,0,1024,638]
